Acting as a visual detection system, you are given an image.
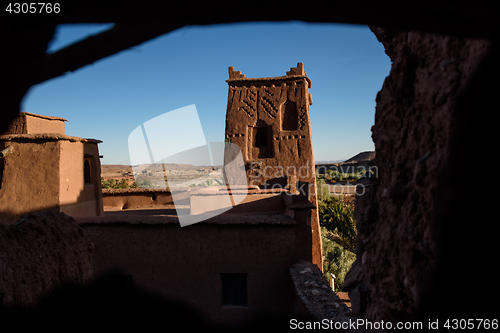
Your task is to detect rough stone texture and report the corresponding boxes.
[344,27,492,322]
[418,33,500,322]
[0,211,94,307]
[290,260,353,323]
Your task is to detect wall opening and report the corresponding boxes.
[252,126,272,158]
[84,157,92,184]
[221,273,247,306]
[255,129,267,147]
[281,99,298,131]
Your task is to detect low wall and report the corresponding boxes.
[290,260,352,324]
[102,188,188,210]
[190,187,287,215]
[103,187,288,215]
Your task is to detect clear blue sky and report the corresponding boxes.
[22,22,391,165]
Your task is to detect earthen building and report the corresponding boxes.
[0,112,103,222]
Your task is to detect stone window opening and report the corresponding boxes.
[221,273,248,307]
[255,129,267,147]
[252,125,272,158]
[281,99,298,131]
[84,156,92,184]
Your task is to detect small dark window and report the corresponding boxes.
[255,129,267,147]
[282,99,298,130]
[221,273,247,306]
[84,157,92,184]
[252,126,272,158]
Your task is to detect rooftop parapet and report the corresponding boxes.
[227,62,311,88]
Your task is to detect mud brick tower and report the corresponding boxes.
[224,63,322,270]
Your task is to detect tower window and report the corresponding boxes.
[255,129,267,147]
[221,273,247,306]
[84,157,92,184]
[282,99,298,130]
[252,126,272,158]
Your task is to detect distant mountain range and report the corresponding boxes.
[342,151,376,163]
[102,151,376,172]
[315,159,346,164]
[315,151,375,165]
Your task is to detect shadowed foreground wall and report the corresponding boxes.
[344,27,495,322]
[78,214,311,325]
[0,211,94,307]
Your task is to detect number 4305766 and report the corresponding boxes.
[6,3,60,13]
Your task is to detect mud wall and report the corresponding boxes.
[25,114,65,135]
[102,188,179,210]
[344,27,493,322]
[78,214,311,325]
[0,211,94,307]
[0,140,60,223]
[59,141,103,217]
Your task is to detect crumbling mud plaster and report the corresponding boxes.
[0,211,94,307]
[344,27,493,322]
